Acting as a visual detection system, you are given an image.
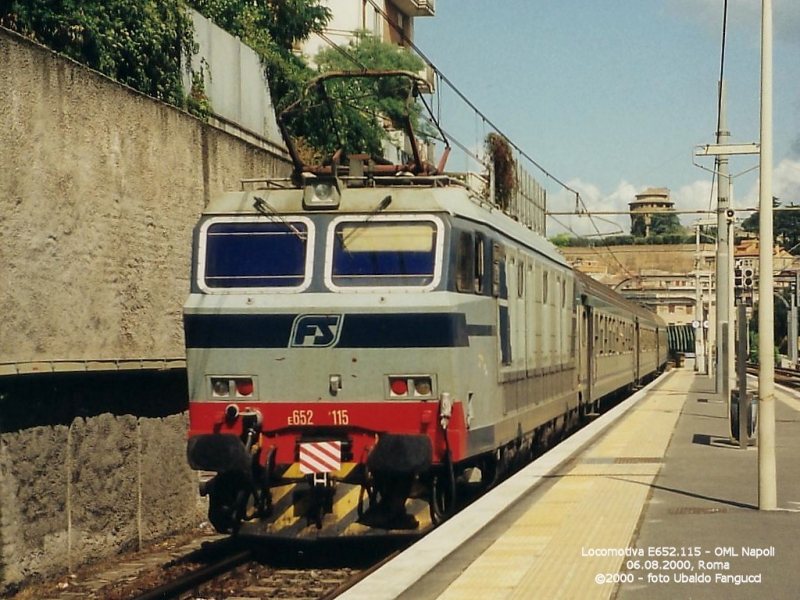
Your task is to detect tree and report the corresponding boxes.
[631,216,647,238]
[1,0,332,116]
[549,233,573,247]
[1,0,194,107]
[748,293,788,362]
[187,0,331,112]
[649,212,684,236]
[295,31,429,161]
[741,198,800,255]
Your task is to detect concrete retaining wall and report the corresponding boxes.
[0,27,290,591]
[0,26,290,366]
[0,413,196,589]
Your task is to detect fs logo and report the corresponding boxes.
[290,314,343,348]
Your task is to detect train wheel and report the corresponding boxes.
[430,453,457,525]
[357,482,377,518]
[207,472,251,535]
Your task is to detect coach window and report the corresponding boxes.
[542,271,549,304]
[582,311,588,347]
[553,275,561,306]
[594,314,600,350]
[492,243,504,297]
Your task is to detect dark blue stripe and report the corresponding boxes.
[184,313,493,349]
[467,324,494,336]
[184,314,295,349]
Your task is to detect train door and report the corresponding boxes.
[585,304,594,407]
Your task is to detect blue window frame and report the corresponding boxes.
[330,220,439,288]
[202,220,309,289]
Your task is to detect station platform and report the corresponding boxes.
[340,369,800,600]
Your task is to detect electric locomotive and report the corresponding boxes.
[184,72,667,538]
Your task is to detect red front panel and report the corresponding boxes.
[188,400,467,466]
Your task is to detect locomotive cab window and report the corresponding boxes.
[456,231,475,292]
[198,217,313,293]
[326,215,443,291]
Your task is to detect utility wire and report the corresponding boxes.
[319,3,632,271]
[316,31,369,70]
[364,0,581,202]
[365,1,637,263]
[706,0,729,215]
[716,0,729,140]
[364,1,640,274]
[314,8,638,281]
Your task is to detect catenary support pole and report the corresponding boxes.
[715,82,733,402]
[758,0,777,510]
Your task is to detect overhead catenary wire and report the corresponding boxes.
[364,0,581,200]
[316,3,638,273]
[705,0,730,216]
[362,1,643,273]
[316,31,369,70]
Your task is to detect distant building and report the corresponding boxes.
[734,238,796,275]
[296,1,436,166]
[629,187,674,236]
[299,1,435,62]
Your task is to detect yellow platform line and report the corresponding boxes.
[438,371,691,600]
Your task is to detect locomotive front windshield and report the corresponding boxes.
[201,219,311,290]
[330,220,438,288]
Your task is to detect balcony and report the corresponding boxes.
[393,0,435,17]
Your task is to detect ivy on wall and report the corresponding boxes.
[1,1,195,108]
[0,0,329,119]
[0,1,432,160]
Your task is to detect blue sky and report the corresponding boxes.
[414,0,800,237]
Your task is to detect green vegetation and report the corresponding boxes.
[185,0,330,114]
[484,133,516,210]
[1,0,195,107]
[741,199,800,255]
[550,232,695,247]
[649,212,684,236]
[551,209,689,247]
[1,1,427,160]
[286,31,429,163]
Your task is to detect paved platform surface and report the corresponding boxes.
[344,369,800,600]
[615,371,800,600]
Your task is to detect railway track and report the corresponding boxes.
[8,380,651,600]
[747,364,800,389]
[122,540,400,600]
[4,533,405,600]
[127,546,254,600]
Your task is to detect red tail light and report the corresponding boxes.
[235,378,254,397]
[389,378,409,396]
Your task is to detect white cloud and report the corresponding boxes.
[547,157,800,239]
[548,178,716,237]
[774,158,800,204]
[671,179,717,226]
[736,157,800,208]
[547,180,639,237]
